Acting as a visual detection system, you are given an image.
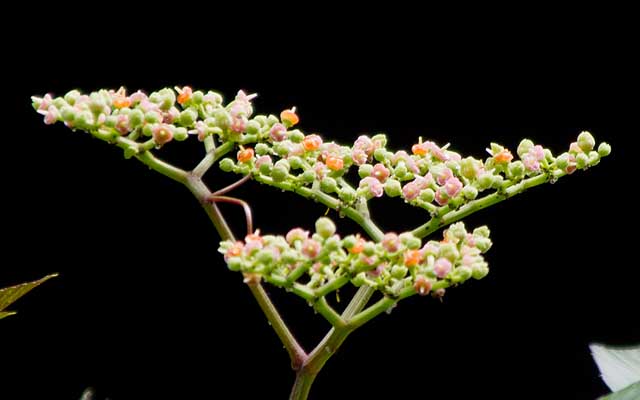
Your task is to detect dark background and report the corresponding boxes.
[2,11,638,400]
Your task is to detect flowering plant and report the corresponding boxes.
[32,86,610,399]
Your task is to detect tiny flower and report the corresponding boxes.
[402,181,420,201]
[301,238,322,258]
[348,237,366,254]
[434,189,449,206]
[115,114,130,135]
[176,86,193,105]
[326,155,344,171]
[41,105,59,125]
[444,177,463,198]
[112,87,131,109]
[152,124,174,145]
[371,163,390,182]
[354,135,375,155]
[280,108,299,127]
[522,153,540,172]
[269,123,288,142]
[414,275,432,296]
[432,165,454,186]
[302,134,323,151]
[286,228,309,244]
[404,249,423,267]
[425,141,449,161]
[414,173,434,190]
[359,177,384,198]
[412,142,428,156]
[494,149,513,163]
[352,149,368,165]
[224,241,245,261]
[237,147,254,163]
[382,232,401,252]
[529,145,545,161]
[255,155,273,174]
[433,257,452,278]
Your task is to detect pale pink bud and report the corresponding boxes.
[286,228,309,244]
[522,153,540,172]
[425,141,449,161]
[382,232,401,252]
[434,258,452,278]
[444,177,463,197]
[269,123,287,141]
[360,176,384,197]
[371,163,390,183]
[402,181,420,201]
[352,149,368,165]
[354,135,375,155]
[433,166,454,185]
[301,238,321,258]
[434,189,449,206]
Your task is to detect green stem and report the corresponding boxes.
[411,173,554,239]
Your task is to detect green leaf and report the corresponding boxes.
[0,273,58,317]
[591,342,640,395]
[599,381,640,400]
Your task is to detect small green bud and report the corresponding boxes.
[555,152,570,169]
[256,249,275,265]
[145,110,162,124]
[394,162,408,179]
[288,156,304,170]
[489,142,504,155]
[577,131,595,152]
[267,114,280,126]
[179,108,198,127]
[448,222,467,240]
[320,177,338,193]
[391,265,408,279]
[174,127,188,141]
[142,123,154,137]
[363,242,376,256]
[471,262,489,279]
[227,257,244,272]
[342,235,357,249]
[157,88,176,111]
[477,173,493,190]
[474,237,492,253]
[373,148,387,162]
[60,105,75,122]
[52,97,67,109]
[315,217,336,239]
[473,226,490,238]
[544,148,554,162]
[405,236,422,250]
[219,158,235,172]
[324,236,342,251]
[439,243,459,262]
[371,133,387,147]
[450,266,472,283]
[289,129,305,143]
[255,142,271,156]
[576,152,589,169]
[271,165,289,182]
[399,232,419,248]
[517,139,534,158]
[597,142,611,157]
[301,169,316,183]
[588,151,600,166]
[508,160,525,178]
[461,185,478,200]
[128,109,144,128]
[281,249,298,264]
[491,175,504,189]
[273,142,290,157]
[64,90,81,105]
[420,188,436,202]
[358,164,373,178]
[338,186,357,203]
[384,179,402,197]
[352,272,367,287]
[192,90,204,104]
[245,120,261,135]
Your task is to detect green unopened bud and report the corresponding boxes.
[60,105,75,122]
[391,265,408,279]
[420,188,436,202]
[489,142,504,155]
[64,90,81,105]
[219,158,235,172]
[315,217,337,239]
[461,185,478,200]
[342,235,357,249]
[473,226,490,238]
[289,129,305,143]
[491,175,504,189]
[179,108,198,127]
[576,152,589,169]
[271,165,289,182]
[544,148,554,162]
[597,142,611,157]
[352,272,367,287]
[157,88,176,111]
[281,249,298,264]
[517,139,534,158]
[363,242,376,256]
[128,109,144,128]
[450,266,472,283]
[255,142,270,156]
[384,179,402,197]
[301,169,315,183]
[373,148,387,162]
[477,173,493,190]
[394,162,408,179]
[555,152,570,169]
[227,257,244,272]
[88,93,106,113]
[471,262,489,279]
[192,90,204,104]
[358,164,373,178]
[321,177,338,193]
[142,123,154,137]
[256,249,275,265]
[273,142,290,157]
[588,151,600,166]
[399,232,421,249]
[174,127,188,141]
[508,160,525,178]
[324,236,341,251]
[439,243,459,262]
[371,133,387,147]
[245,120,260,135]
[448,222,467,240]
[338,186,357,203]
[288,156,304,170]
[145,110,162,124]
[577,131,595,152]
[474,237,492,253]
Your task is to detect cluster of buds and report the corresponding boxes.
[218,217,491,299]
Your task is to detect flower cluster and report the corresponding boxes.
[218,217,491,299]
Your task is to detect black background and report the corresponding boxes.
[2,10,639,400]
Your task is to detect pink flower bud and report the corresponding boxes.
[43,105,59,125]
[402,181,420,201]
[434,257,452,278]
[354,135,375,155]
[152,124,174,145]
[414,275,432,296]
[371,163,390,183]
[382,232,401,252]
[530,145,545,161]
[352,149,368,165]
[522,153,540,172]
[301,238,321,258]
[286,228,309,244]
[425,141,449,161]
[269,123,288,142]
[444,177,463,197]
[359,176,384,198]
[434,189,449,206]
[414,173,435,190]
[432,165,454,185]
